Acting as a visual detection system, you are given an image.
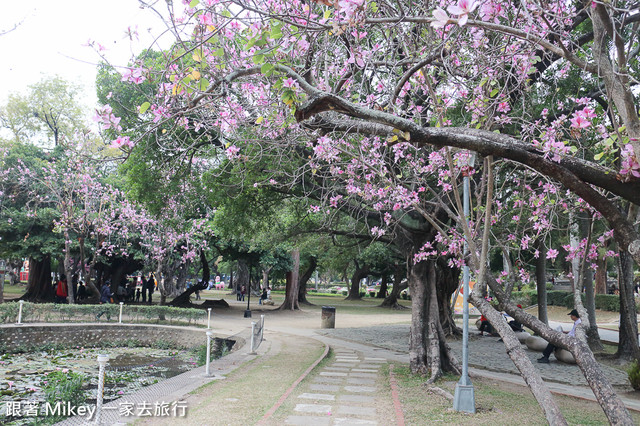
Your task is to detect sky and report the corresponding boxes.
[0,0,172,108]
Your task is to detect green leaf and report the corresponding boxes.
[139,102,151,114]
[198,78,210,92]
[594,152,604,161]
[490,88,499,97]
[369,2,378,13]
[189,0,200,7]
[213,48,224,57]
[253,54,265,64]
[261,63,274,75]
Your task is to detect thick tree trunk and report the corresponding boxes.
[425,260,460,383]
[235,260,249,294]
[169,250,210,307]
[22,256,53,302]
[617,250,640,360]
[346,260,368,300]
[408,260,429,374]
[279,248,300,310]
[380,273,407,309]
[436,257,460,337]
[298,256,317,304]
[376,274,388,298]
[535,239,548,325]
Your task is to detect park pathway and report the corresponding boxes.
[279,349,396,426]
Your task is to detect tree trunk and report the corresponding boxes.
[63,234,76,304]
[279,248,300,310]
[298,256,317,304]
[346,259,368,300]
[487,272,635,425]
[169,250,210,307]
[617,250,640,360]
[595,256,607,294]
[472,295,568,425]
[408,259,429,375]
[535,239,548,325]
[380,263,407,309]
[425,260,460,383]
[22,256,53,302]
[436,257,460,337]
[235,260,249,294]
[377,274,388,298]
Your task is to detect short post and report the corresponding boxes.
[16,300,24,324]
[95,354,109,424]
[205,331,213,376]
[249,321,257,354]
[207,308,212,329]
[119,302,124,324]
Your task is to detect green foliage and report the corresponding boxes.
[628,360,640,391]
[0,302,206,325]
[510,290,623,312]
[43,370,86,420]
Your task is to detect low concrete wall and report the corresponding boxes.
[0,323,235,351]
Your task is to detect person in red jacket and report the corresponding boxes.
[55,275,68,304]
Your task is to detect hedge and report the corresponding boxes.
[0,302,206,325]
[510,290,626,312]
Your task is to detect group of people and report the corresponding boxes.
[54,274,88,304]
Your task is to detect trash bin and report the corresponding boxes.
[321,306,336,329]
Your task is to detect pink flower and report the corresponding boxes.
[570,115,591,129]
[8,381,14,390]
[431,8,450,28]
[546,249,559,260]
[447,0,478,26]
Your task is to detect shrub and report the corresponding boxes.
[628,360,640,391]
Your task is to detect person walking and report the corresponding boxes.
[148,273,155,304]
[96,282,113,321]
[141,275,147,303]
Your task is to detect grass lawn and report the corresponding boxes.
[393,366,640,425]
[2,282,27,299]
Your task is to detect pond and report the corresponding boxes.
[0,344,215,425]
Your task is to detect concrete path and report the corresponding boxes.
[49,312,640,425]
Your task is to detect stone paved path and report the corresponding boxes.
[283,349,395,426]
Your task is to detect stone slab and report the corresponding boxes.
[337,405,376,416]
[324,367,351,372]
[298,393,336,401]
[344,385,376,393]
[357,364,381,369]
[313,377,344,384]
[337,394,376,403]
[294,404,332,414]
[347,378,376,386]
[320,371,348,377]
[349,372,377,379]
[285,415,331,425]
[363,357,385,362]
[333,418,377,425]
[351,368,378,373]
[310,384,340,392]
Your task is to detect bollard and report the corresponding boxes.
[95,354,109,424]
[321,306,336,329]
[249,321,257,354]
[16,300,24,325]
[119,302,124,324]
[205,331,213,376]
[207,308,212,329]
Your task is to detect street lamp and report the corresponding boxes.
[453,151,476,414]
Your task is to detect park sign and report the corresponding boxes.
[452,281,480,316]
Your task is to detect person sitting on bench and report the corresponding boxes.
[537,309,581,363]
